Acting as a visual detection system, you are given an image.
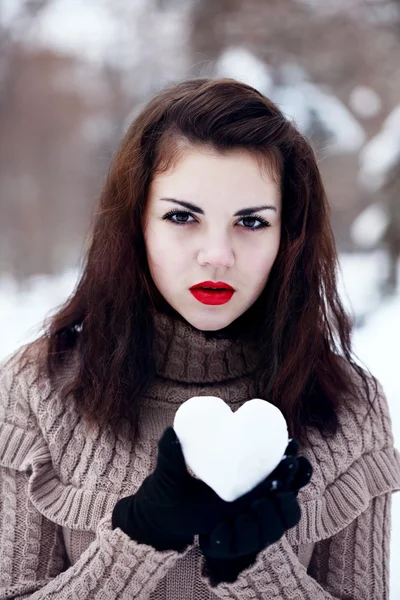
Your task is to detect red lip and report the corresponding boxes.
[190,281,234,291]
[190,288,234,305]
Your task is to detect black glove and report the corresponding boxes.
[112,427,266,552]
[199,439,313,586]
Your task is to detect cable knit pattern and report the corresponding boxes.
[1,308,400,599]
[151,311,261,383]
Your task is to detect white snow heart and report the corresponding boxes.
[173,396,289,502]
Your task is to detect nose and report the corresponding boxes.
[197,234,235,269]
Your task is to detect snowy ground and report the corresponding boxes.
[1,251,399,596]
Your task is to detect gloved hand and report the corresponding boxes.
[112,427,263,552]
[199,439,313,586]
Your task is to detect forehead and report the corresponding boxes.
[149,146,280,204]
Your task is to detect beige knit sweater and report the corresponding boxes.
[1,309,400,599]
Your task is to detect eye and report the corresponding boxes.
[237,215,271,231]
[162,209,271,231]
[162,209,196,225]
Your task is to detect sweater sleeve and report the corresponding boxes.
[198,491,395,599]
[0,462,187,600]
[0,349,188,599]
[308,492,392,598]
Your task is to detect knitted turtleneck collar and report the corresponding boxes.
[151,307,262,384]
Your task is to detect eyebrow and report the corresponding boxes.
[159,197,277,216]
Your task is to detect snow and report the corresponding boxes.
[215,49,366,155]
[0,252,400,596]
[359,104,400,191]
[349,85,382,119]
[336,250,389,319]
[174,396,289,502]
[0,0,25,28]
[350,202,389,249]
[2,0,191,84]
[0,268,79,360]
[28,0,123,64]
[277,80,366,154]
[216,47,274,94]
[1,0,129,63]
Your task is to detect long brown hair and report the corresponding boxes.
[18,77,378,445]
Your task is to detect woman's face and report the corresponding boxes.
[143,146,282,332]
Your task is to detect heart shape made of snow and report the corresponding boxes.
[173,396,289,502]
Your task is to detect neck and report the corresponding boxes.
[150,291,261,342]
[150,302,262,384]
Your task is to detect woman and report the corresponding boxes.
[1,77,399,599]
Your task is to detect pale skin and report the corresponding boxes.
[143,145,282,332]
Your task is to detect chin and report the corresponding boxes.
[185,311,238,332]
[188,318,230,332]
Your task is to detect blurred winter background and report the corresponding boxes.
[1,0,400,594]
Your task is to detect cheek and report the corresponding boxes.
[245,239,280,284]
[245,237,279,266]
[144,226,162,274]
[145,224,166,262]
[146,227,186,274]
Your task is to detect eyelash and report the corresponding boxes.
[162,209,271,231]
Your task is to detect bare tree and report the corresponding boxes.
[0,0,51,105]
[380,158,400,295]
